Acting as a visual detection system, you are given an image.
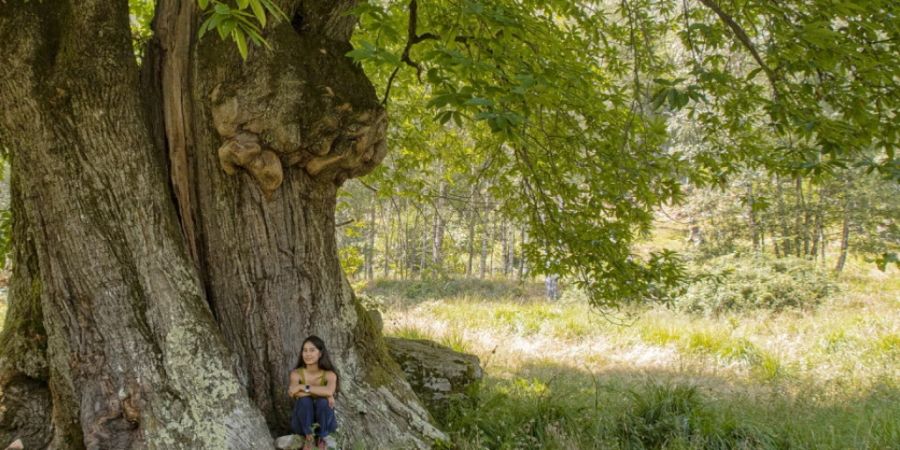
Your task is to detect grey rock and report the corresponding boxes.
[385,337,482,420]
[367,308,383,333]
[274,434,339,449]
[274,435,304,450]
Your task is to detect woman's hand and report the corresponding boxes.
[327,396,335,409]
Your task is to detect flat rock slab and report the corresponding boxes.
[275,435,304,450]
[275,434,338,449]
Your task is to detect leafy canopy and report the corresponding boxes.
[150,0,897,307]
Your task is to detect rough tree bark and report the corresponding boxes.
[0,0,442,448]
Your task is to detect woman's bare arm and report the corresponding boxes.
[288,370,305,398]
[308,371,337,398]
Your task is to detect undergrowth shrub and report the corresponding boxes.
[361,278,530,303]
[677,254,836,315]
[617,383,777,449]
[441,377,602,449]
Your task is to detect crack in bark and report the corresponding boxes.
[156,0,201,264]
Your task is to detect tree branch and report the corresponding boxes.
[382,0,437,104]
[697,0,778,92]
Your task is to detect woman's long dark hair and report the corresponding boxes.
[295,335,339,395]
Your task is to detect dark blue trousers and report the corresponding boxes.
[291,397,337,438]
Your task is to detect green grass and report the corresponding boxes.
[373,258,900,449]
[360,278,539,306]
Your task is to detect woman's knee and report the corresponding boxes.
[314,397,331,410]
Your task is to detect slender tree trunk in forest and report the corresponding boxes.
[383,201,392,279]
[489,215,496,277]
[775,176,792,257]
[508,224,516,279]
[401,201,409,280]
[431,182,446,275]
[466,217,475,278]
[479,217,488,279]
[412,211,421,277]
[811,196,823,262]
[796,177,812,258]
[759,220,767,256]
[366,197,376,280]
[835,204,852,273]
[748,182,759,252]
[518,227,526,280]
[0,1,442,448]
[421,214,430,277]
[500,219,509,277]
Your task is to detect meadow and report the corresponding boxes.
[362,262,899,449]
[1,262,895,449]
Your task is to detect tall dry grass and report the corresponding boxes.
[366,260,899,449]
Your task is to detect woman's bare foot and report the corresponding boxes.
[302,435,314,450]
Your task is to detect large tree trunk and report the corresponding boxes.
[0,1,273,447]
[0,0,442,448]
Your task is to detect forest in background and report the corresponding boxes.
[332,1,897,291]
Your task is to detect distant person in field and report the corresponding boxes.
[545,274,559,300]
[289,335,339,450]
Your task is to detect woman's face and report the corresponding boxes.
[302,341,321,366]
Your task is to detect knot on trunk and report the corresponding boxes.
[208,34,388,191]
[300,107,388,185]
[216,133,284,198]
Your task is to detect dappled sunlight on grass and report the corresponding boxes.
[371,266,899,448]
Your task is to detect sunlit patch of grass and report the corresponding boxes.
[750,352,786,382]
[547,313,596,339]
[639,323,682,346]
[822,328,853,353]
[866,333,900,362]
[376,262,898,449]
[439,329,471,354]
[682,330,730,355]
[388,325,433,341]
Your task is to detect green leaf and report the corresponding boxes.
[244,26,270,49]
[465,97,494,107]
[250,0,266,28]
[745,67,763,81]
[233,29,248,60]
[346,47,375,61]
[260,0,288,22]
[237,0,250,9]
[198,17,212,39]
[198,0,209,10]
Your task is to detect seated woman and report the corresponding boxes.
[288,335,339,450]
